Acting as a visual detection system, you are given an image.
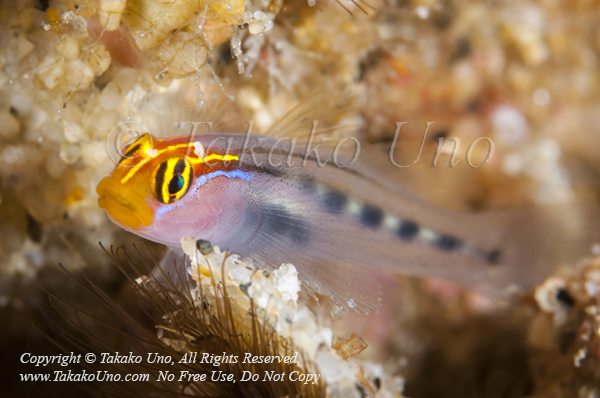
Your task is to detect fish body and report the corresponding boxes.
[97,127,591,313]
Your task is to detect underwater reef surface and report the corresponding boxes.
[1,0,600,397]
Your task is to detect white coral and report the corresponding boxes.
[179,235,403,397]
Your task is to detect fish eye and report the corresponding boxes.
[169,174,184,195]
[154,157,193,204]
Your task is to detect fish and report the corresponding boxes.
[96,95,597,314]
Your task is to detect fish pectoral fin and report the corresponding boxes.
[231,199,384,315]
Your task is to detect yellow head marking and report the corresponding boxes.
[151,152,239,204]
[192,153,239,165]
[119,133,156,183]
[154,157,194,204]
[98,134,242,230]
[120,135,239,184]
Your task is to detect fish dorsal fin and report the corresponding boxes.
[137,78,241,138]
[263,91,360,141]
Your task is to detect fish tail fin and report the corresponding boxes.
[477,201,600,295]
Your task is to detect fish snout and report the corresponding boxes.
[96,177,153,230]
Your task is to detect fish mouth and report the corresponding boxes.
[96,177,153,230]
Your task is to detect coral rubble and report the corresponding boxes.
[1,0,599,396]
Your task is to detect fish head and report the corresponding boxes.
[96,133,196,238]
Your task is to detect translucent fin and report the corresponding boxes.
[138,79,240,138]
[223,176,385,314]
[263,91,359,140]
[152,246,192,289]
[478,202,600,295]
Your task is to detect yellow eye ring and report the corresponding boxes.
[154,157,193,204]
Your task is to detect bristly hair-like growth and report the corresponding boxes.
[37,243,325,397]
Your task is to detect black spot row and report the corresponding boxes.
[435,234,462,251]
[360,204,383,228]
[316,183,485,258]
[486,249,501,264]
[397,220,419,240]
[322,188,348,213]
